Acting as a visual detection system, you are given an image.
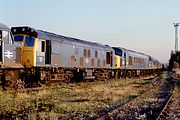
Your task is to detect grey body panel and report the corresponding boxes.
[125,49,149,69]
[33,28,115,69]
[0,23,22,68]
[117,47,154,69]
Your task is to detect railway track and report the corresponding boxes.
[156,89,174,120]
[156,78,180,120]
[95,75,175,120]
[0,72,172,120]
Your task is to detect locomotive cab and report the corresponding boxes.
[22,35,37,67]
[11,27,52,68]
[11,27,38,67]
[112,47,122,69]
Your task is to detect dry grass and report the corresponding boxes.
[0,75,161,119]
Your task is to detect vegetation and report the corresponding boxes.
[0,75,160,119]
[173,61,179,68]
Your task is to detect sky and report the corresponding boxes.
[1,0,180,63]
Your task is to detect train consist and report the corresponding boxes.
[0,23,162,88]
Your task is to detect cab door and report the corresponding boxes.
[124,52,126,68]
[111,51,113,67]
[45,40,51,64]
[0,30,2,63]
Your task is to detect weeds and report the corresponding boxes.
[0,75,158,119]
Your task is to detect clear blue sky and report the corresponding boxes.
[1,0,180,63]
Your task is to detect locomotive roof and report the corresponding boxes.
[11,26,112,49]
[38,30,111,48]
[115,47,161,63]
[115,47,149,57]
[0,23,10,31]
[126,49,148,56]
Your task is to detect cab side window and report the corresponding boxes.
[0,30,2,62]
[8,32,13,44]
[2,31,10,44]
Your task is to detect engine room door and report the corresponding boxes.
[0,30,3,63]
[45,40,51,64]
[111,51,113,67]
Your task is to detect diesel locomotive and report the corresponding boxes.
[0,23,23,89]
[11,26,115,83]
[113,47,162,77]
[0,23,22,68]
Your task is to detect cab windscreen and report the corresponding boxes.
[14,35,24,41]
[24,36,35,46]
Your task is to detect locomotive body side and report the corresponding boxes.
[125,50,149,70]
[150,57,162,69]
[42,40,113,69]
[34,30,115,69]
